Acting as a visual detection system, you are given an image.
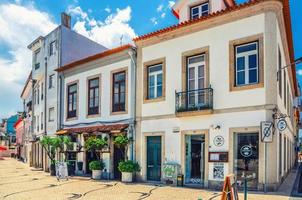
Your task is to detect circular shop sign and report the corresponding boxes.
[240,145,253,158]
[213,135,225,147]
[277,119,287,132]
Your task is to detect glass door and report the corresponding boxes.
[185,134,205,186]
[187,54,206,108]
[234,133,259,190]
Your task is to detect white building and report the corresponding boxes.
[134,0,300,191]
[20,71,33,164]
[56,45,136,178]
[27,13,107,170]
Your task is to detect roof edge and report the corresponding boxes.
[56,44,134,73]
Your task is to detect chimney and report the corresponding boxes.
[61,12,71,29]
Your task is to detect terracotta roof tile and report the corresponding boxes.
[56,44,133,72]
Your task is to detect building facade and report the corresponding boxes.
[56,45,136,178]
[134,0,299,191]
[27,13,107,170]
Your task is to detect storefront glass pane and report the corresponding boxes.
[234,133,259,190]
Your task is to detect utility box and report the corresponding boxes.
[162,162,181,186]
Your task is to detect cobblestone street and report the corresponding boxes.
[0,158,299,200]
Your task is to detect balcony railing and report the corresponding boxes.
[175,88,213,113]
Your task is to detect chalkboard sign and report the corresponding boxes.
[56,162,69,181]
[208,152,228,162]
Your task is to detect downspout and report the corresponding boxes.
[128,47,137,161]
[58,27,63,131]
[44,57,47,136]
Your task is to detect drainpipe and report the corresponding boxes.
[128,47,137,161]
[44,57,47,136]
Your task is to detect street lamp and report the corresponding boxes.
[281,56,302,70]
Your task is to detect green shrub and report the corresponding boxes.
[118,161,140,173]
[113,135,129,148]
[89,160,105,171]
[85,137,107,152]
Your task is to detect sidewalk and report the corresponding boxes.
[0,158,300,200]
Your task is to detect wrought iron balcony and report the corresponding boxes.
[175,88,213,113]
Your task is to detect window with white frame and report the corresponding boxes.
[190,2,209,20]
[49,74,54,89]
[147,64,163,99]
[50,41,56,56]
[49,107,54,122]
[235,42,259,86]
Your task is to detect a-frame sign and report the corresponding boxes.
[221,174,239,200]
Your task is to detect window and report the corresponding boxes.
[41,112,43,130]
[50,41,56,56]
[41,82,44,100]
[229,34,263,91]
[37,88,40,105]
[49,74,54,89]
[37,116,39,131]
[88,77,100,115]
[112,71,126,112]
[147,64,163,99]
[67,83,77,119]
[34,49,40,70]
[49,107,54,122]
[191,2,209,20]
[278,48,282,97]
[235,42,259,86]
[34,90,37,105]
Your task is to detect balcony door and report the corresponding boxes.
[187,54,206,108]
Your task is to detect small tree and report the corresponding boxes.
[40,136,71,165]
[84,136,107,161]
[113,134,129,161]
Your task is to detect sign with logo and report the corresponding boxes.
[277,118,287,132]
[240,145,253,158]
[260,121,274,143]
[213,135,225,147]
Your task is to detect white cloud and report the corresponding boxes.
[67,5,87,20]
[157,4,164,12]
[297,69,302,76]
[168,1,175,9]
[150,17,158,25]
[104,7,111,13]
[161,13,166,18]
[71,6,137,48]
[0,3,56,119]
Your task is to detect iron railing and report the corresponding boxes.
[175,88,213,113]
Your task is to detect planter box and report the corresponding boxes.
[92,170,102,180]
[121,172,133,182]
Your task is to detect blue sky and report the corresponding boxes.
[0,0,301,120]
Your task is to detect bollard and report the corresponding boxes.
[244,176,247,200]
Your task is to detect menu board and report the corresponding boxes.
[208,152,228,162]
[56,162,69,181]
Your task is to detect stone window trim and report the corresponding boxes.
[110,67,128,115]
[181,46,210,92]
[229,34,264,92]
[86,74,102,118]
[65,80,79,121]
[143,57,166,104]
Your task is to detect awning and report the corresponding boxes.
[56,124,128,135]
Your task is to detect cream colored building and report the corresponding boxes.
[56,45,136,179]
[134,0,299,191]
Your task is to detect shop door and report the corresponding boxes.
[185,134,205,185]
[147,136,162,181]
[113,144,125,180]
[234,133,259,190]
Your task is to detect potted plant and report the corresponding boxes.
[89,160,105,179]
[114,134,140,182]
[118,160,140,182]
[85,136,107,179]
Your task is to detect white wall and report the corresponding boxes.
[141,14,266,117]
[63,58,133,126]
